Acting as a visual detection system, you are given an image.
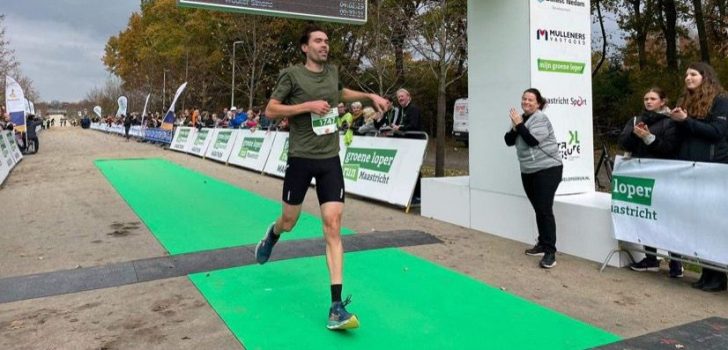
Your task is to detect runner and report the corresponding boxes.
[256,25,389,330]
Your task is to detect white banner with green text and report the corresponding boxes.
[186,128,214,157]
[228,129,277,172]
[204,129,240,163]
[612,156,728,265]
[170,127,195,153]
[341,136,427,207]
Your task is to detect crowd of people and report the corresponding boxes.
[617,62,728,292]
[505,61,728,293]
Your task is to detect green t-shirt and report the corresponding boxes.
[270,64,343,159]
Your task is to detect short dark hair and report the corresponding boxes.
[299,25,326,55]
[523,88,547,110]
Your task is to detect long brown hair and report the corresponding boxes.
[678,62,726,119]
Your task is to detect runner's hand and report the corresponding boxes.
[307,100,331,115]
[369,94,391,113]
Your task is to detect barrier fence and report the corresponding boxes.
[604,156,728,271]
[91,123,427,208]
[0,130,25,185]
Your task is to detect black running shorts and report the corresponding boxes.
[282,156,345,205]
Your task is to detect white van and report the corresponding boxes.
[452,98,468,146]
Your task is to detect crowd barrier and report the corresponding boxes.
[0,130,25,185]
[604,156,728,271]
[90,124,427,208]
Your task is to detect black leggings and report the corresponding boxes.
[521,165,563,254]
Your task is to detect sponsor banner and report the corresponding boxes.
[262,132,290,178]
[0,140,8,184]
[530,0,594,194]
[205,129,240,163]
[612,156,728,265]
[170,127,195,152]
[93,106,102,118]
[5,76,26,132]
[0,132,17,170]
[4,131,23,163]
[187,127,214,157]
[228,129,276,171]
[143,128,173,144]
[341,136,427,207]
[130,126,144,138]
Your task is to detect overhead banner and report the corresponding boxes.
[612,156,728,265]
[162,82,187,131]
[530,0,593,194]
[187,127,214,157]
[4,131,23,163]
[341,136,427,207]
[262,132,290,177]
[170,127,195,152]
[5,76,26,132]
[228,129,276,171]
[205,129,240,163]
[117,96,128,116]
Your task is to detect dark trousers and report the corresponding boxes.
[521,165,563,254]
[643,246,681,262]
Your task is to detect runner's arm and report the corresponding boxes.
[265,99,330,119]
[341,89,390,113]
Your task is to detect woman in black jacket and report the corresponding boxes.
[670,62,728,292]
[618,87,683,276]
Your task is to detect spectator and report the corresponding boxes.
[393,88,422,133]
[123,114,133,141]
[349,101,364,131]
[504,88,563,269]
[230,107,247,129]
[618,87,682,276]
[357,107,384,135]
[670,62,728,292]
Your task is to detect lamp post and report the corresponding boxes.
[231,40,244,109]
[162,69,167,111]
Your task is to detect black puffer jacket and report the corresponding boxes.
[676,95,728,163]
[618,110,680,159]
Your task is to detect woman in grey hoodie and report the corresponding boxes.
[504,88,563,268]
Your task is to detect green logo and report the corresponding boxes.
[612,176,655,206]
[178,129,190,143]
[239,137,264,158]
[568,130,580,145]
[214,131,232,150]
[537,58,585,74]
[193,129,209,146]
[0,138,7,156]
[343,148,397,183]
[279,139,289,162]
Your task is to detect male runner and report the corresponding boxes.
[257,25,389,330]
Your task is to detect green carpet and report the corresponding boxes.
[98,157,619,349]
[95,158,352,255]
[190,249,620,350]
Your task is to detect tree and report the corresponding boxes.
[657,0,679,71]
[408,0,467,177]
[692,0,711,62]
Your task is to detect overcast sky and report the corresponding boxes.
[2,0,139,102]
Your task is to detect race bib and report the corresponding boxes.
[311,109,338,136]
